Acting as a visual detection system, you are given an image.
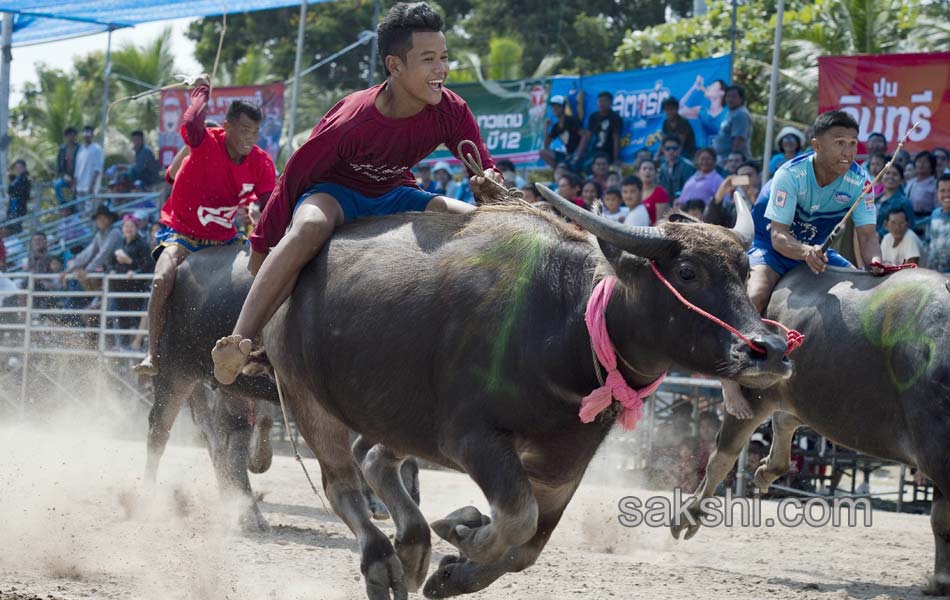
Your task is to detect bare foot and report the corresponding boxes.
[212,335,253,385]
[722,383,754,419]
[133,354,158,376]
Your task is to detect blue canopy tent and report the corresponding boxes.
[0,0,377,200]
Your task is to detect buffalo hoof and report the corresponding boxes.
[423,555,478,598]
[922,574,950,596]
[431,506,506,564]
[365,551,409,600]
[669,499,704,541]
[239,505,271,534]
[753,464,780,493]
[395,537,431,593]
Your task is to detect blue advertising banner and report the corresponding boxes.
[549,56,733,163]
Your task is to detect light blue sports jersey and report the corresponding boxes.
[763,152,874,246]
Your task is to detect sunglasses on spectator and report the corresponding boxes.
[664,145,680,151]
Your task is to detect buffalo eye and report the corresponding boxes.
[678,266,696,281]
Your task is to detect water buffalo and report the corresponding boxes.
[671,264,950,595]
[145,245,418,530]
[258,185,792,599]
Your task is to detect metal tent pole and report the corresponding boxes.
[366,0,381,86]
[761,0,784,181]
[99,27,114,147]
[288,0,308,146]
[0,12,13,206]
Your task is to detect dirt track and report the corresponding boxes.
[0,423,936,600]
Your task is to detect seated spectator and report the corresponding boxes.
[874,164,915,239]
[657,135,696,201]
[605,170,622,191]
[495,159,525,190]
[6,159,30,233]
[587,153,610,188]
[927,174,950,273]
[23,232,51,273]
[540,95,584,171]
[556,172,585,208]
[862,132,888,166]
[521,183,542,204]
[64,204,122,278]
[581,180,602,212]
[679,148,723,207]
[768,126,805,175]
[580,92,623,168]
[550,161,571,190]
[704,161,761,228]
[128,130,160,189]
[601,187,628,223]
[905,151,938,222]
[661,97,697,159]
[866,153,887,197]
[53,127,79,204]
[681,199,705,220]
[935,147,949,176]
[431,161,455,196]
[415,164,438,193]
[638,158,669,224]
[620,175,650,226]
[880,209,922,265]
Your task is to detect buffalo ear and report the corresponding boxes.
[597,238,645,279]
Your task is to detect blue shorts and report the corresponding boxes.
[152,225,244,261]
[748,245,852,277]
[295,182,439,224]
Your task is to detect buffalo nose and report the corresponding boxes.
[749,334,788,362]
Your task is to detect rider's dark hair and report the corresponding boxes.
[377,2,444,76]
[812,110,859,137]
[226,100,263,124]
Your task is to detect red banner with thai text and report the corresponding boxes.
[818,52,950,155]
[159,83,285,168]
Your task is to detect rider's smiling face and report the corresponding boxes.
[812,126,859,178]
[388,31,449,108]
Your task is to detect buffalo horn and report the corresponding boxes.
[731,188,755,249]
[536,183,676,260]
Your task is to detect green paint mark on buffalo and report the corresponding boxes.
[461,233,550,395]
[860,282,935,392]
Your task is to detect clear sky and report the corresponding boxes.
[9,18,204,105]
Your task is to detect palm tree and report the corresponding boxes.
[215,49,280,86]
[109,28,177,133]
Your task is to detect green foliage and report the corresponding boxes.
[486,36,523,81]
[110,28,178,132]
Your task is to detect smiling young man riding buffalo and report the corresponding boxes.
[720,110,893,419]
[211,2,504,384]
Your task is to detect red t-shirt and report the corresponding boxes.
[251,83,495,253]
[642,186,670,225]
[160,88,276,241]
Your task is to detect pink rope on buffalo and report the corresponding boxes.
[582,276,666,431]
[648,261,804,356]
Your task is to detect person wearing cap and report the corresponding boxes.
[211,2,503,385]
[539,95,584,171]
[431,161,458,196]
[63,204,122,277]
[768,126,806,175]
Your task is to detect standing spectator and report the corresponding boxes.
[635,147,654,168]
[934,147,949,176]
[638,158,669,224]
[6,159,31,233]
[657,135,695,201]
[880,209,922,265]
[580,92,623,168]
[679,77,728,148]
[74,125,104,199]
[587,153,610,188]
[768,126,805,175]
[64,204,121,276]
[415,164,438,193]
[862,132,887,165]
[866,153,887,197]
[874,164,915,239]
[53,127,79,204]
[679,148,723,208]
[713,85,752,165]
[556,172,585,208]
[129,130,160,189]
[660,97,696,159]
[112,214,155,348]
[540,95,584,171]
[927,174,950,273]
[621,175,650,226]
[905,151,938,222]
